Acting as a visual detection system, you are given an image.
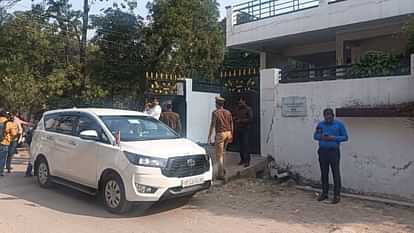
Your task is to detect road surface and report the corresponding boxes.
[0,164,413,233]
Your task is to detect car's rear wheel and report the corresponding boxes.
[36,157,52,188]
[102,173,132,214]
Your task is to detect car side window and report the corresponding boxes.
[77,116,99,134]
[77,115,109,143]
[44,114,60,132]
[55,115,77,136]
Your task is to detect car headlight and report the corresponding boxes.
[124,151,167,168]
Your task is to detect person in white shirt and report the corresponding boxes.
[144,98,162,120]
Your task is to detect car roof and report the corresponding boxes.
[44,108,148,117]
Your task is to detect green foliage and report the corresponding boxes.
[351,51,407,78]
[0,0,248,113]
[403,17,414,54]
[146,0,224,78]
[89,8,145,106]
[0,4,105,112]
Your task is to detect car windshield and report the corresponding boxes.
[100,115,179,142]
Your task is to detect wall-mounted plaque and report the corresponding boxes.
[282,96,307,117]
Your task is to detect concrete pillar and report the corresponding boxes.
[336,37,344,65]
[411,54,414,76]
[225,6,233,47]
[260,69,280,158]
[185,79,192,138]
[260,52,267,70]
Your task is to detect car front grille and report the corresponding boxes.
[161,155,210,178]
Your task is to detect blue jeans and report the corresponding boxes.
[6,140,17,170]
[0,144,9,174]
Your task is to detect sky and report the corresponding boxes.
[11,0,242,19]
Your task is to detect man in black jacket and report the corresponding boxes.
[234,96,253,167]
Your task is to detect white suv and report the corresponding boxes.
[30,108,212,214]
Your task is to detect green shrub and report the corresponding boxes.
[403,17,414,54]
[350,51,406,78]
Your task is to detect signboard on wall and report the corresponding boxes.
[282,96,307,117]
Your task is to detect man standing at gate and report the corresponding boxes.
[160,102,182,135]
[234,96,253,167]
[208,96,233,182]
[313,108,348,204]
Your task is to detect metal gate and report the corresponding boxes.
[144,72,187,136]
[220,68,260,155]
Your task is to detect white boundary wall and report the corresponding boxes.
[185,79,220,144]
[261,60,414,201]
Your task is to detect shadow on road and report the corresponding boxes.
[1,168,414,233]
[0,170,191,218]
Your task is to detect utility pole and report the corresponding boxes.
[79,0,89,95]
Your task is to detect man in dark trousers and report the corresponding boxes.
[160,103,182,135]
[314,108,349,204]
[234,96,253,167]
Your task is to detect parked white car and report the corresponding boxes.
[30,108,212,214]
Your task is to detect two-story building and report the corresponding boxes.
[226,0,413,74]
[226,0,414,203]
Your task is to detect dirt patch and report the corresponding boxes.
[192,179,414,233]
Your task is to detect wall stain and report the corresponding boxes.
[392,161,414,176]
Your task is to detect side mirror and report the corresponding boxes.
[80,130,99,141]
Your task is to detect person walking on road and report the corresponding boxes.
[313,108,349,204]
[208,96,233,182]
[6,112,27,173]
[160,103,182,135]
[0,111,18,176]
[234,96,253,168]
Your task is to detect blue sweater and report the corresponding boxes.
[314,120,349,149]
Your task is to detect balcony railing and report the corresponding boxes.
[280,60,411,83]
[232,0,345,25]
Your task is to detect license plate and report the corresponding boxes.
[182,176,204,188]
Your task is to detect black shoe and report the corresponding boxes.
[238,160,244,165]
[7,169,11,173]
[331,196,341,204]
[0,173,4,177]
[244,162,250,168]
[317,194,328,202]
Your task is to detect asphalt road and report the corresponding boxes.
[0,164,413,233]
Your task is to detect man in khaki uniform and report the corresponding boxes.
[0,111,18,176]
[208,96,233,181]
[160,103,182,135]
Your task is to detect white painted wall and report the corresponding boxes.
[227,0,414,47]
[261,68,414,201]
[185,79,220,144]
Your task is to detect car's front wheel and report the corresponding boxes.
[102,173,132,214]
[36,157,52,188]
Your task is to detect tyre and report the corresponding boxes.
[36,157,52,188]
[101,173,132,214]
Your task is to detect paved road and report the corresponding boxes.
[0,164,413,233]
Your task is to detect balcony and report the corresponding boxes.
[280,54,412,83]
[233,0,346,25]
[226,0,414,49]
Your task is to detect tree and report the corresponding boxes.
[79,0,138,93]
[220,18,259,69]
[0,7,105,112]
[145,0,224,78]
[90,8,145,108]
